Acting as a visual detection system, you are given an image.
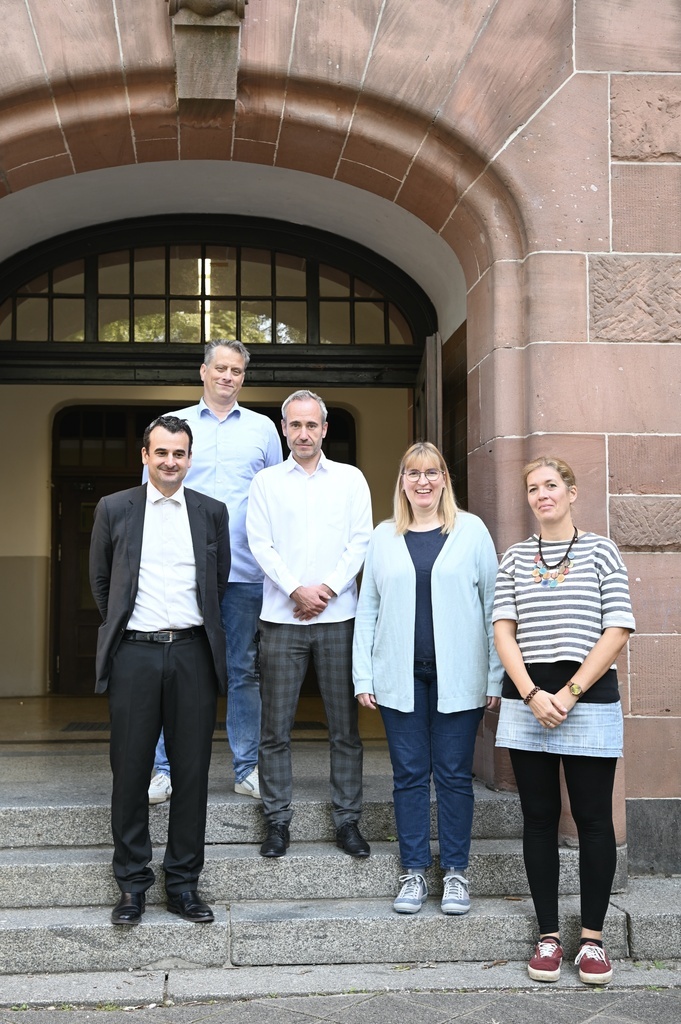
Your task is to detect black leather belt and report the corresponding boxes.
[123,626,205,643]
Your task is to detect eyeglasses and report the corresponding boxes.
[402,468,443,482]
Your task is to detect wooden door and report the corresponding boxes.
[413,333,442,447]
[54,474,138,694]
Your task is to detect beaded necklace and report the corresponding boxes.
[532,526,578,588]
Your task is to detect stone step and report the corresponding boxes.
[0,896,632,976]
[0,779,523,849]
[229,896,631,967]
[0,839,627,909]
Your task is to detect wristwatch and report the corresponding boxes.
[569,681,583,697]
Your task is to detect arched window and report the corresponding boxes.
[0,216,437,385]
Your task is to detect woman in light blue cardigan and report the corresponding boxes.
[353,442,502,915]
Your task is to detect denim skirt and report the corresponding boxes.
[495,697,623,758]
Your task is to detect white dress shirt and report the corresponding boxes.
[127,482,203,631]
[246,453,373,625]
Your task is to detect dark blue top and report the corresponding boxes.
[404,527,448,663]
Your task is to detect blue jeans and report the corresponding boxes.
[379,661,484,872]
[153,581,263,784]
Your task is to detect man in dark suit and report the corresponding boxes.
[90,415,230,926]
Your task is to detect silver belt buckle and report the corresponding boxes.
[155,630,174,643]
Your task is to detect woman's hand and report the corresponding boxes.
[357,692,378,710]
[528,689,572,729]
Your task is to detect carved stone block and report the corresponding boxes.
[168,1,247,102]
[590,255,681,342]
[610,496,681,551]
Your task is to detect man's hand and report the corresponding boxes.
[291,584,335,621]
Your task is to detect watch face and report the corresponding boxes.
[570,683,582,696]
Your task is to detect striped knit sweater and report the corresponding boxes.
[493,532,635,664]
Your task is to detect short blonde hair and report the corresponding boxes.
[522,455,576,490]
[393,442,458,535]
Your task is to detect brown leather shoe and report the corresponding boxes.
[166,890,214,923]
[111,891,145,926]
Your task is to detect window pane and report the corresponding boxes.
[320,302,350,345]
[99,252,130,294]
[169,245,201,296]
[169,299,201,342]
[16,297,48,340]
[105,410,126,437]
[241,300,272,343]
[319,265,350,297]
[17,274,48,295]
[388,303,413,345]
[206,300,237,340]
[57,297,83,343]
[0,299,11,340]
[276,254,306,296]
[82,438,103,467]
[134,248,165,294]
[79,548,98,610]
[134,299,166,342]
[82,410,103,437]
[354,277,381,300]
[58,439,80,466]
[53,299,84,342]
[355,301,385,345]
[54,261,85,294]
[241,249,271,296]
[275,301,307,344]
[206,246,236,295]
[99,299,130,342]
[103,438,126,468]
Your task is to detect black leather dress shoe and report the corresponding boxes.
[336,821,370,858]
[166,890,214,923]
[111,891,145,925]
[260,822,290,858]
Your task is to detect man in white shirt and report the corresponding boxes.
[247,390,373,858]
[90,416,229,925]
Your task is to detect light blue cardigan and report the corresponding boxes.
[352,512,503,713]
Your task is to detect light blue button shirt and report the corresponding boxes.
[145,399,283,582]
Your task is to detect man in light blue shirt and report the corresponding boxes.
[148,340,282,803]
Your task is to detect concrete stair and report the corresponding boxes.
[0,740,675,977]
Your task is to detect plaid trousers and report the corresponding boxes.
[257,618,363,828]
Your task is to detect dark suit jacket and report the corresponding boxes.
[89,484,230,694]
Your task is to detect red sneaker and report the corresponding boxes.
[528,937,563,982]
[575,941,613,985]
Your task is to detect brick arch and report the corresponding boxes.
[1,76,526,292]
[232,79,528,286]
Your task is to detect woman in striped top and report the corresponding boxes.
[493,456,635,987]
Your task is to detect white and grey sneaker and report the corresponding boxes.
[441,872,471,915]
[393,872,428,914]
[234,766,261,799]
[148,773,172,804]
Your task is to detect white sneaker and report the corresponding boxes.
[234,766,261,799]
[441,873,471,915]
[393,872,428,914]
[148,773,172,804]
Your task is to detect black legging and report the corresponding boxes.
[509,748,618,934]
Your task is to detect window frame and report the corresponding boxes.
[0,215,437,387]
